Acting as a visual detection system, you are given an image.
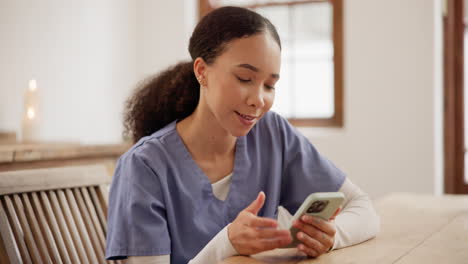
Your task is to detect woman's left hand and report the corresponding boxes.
[292,209,340,258]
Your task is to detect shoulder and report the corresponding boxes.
[257,110,284,126]
[251,111,297,139]
[118,121,178,171]
[252,111,283,133]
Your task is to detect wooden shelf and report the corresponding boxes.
[0,143,130,172]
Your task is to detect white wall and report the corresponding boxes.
[0,0,137,144]
[300,0,443,198]
[0,0,197,144]
[136,0,196,79]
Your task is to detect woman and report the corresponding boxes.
[106,6,380,264]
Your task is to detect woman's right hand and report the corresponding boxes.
[227,191,292,255]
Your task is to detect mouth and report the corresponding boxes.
[235,111,257,120]
[235,111,259,126]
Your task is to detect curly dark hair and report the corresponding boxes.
[123,6,281,143]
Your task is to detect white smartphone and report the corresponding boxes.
[282,192,344,248]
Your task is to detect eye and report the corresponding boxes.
[236,76,251,83]
[264,84,275,90]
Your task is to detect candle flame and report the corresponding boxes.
[29,79,37,92]
[27,107,35,120]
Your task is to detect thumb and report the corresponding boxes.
[244,191,265,215]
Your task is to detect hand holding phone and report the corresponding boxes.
[282,192,344,248]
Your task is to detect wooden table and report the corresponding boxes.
[221,193,468,264]
[0,143,129,172]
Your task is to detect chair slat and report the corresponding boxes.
[89,186,108,232]
[48,190,81,263]
[57,189,90,264]
[90,186,119,264]
[98,184,110,213]
[31,192,63,264]
[12,194,43,263]
[40,191,71,263]
[4,195,32,264]
[21,193,53,263]
[65,189,99,263]
[81,187,107,249]
[73,188,108,263]
[0,199,22,264]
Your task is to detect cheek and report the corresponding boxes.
[264,92,275,109]
[209,79,240,108]
[218,79,243,100]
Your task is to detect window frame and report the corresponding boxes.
[444,0,468,193]
[199,0,344,127]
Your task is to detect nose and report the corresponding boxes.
[246,86,265,109]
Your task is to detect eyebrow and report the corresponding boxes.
[236,63,280,79]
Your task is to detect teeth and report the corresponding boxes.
[239,113,254,120]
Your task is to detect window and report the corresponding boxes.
[199,0,344,127]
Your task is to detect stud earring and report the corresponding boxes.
[197,76,206,87]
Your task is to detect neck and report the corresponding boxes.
[176,106,236,161]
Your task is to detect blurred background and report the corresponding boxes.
[1,0,466,199]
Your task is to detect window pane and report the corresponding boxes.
[255,5,291,42]
[294,2,332,43]
[294,58,334,118]
[256,3,334,118]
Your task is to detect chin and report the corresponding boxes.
[223,113,262,137]
[230,129,250,137]
[229,123,257,137]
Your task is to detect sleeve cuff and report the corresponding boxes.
[222,224,239,257]
[188,224,238,264]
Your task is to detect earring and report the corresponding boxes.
[197,76,206,87]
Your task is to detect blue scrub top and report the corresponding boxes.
[106,111,346,263]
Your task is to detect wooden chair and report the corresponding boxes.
[0,164,123,264]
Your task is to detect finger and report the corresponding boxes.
[329,207,341,220]
[255,228,291,239]
[296,231,327,253]
[247,215,278,228]
[299,215,336,236]
[244,191,265,215]
[294,220,334,247]
[298,243,320,258]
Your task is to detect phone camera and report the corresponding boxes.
[307,200,329,214]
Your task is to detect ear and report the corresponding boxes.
[193,57,208,87]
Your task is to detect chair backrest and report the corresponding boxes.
[0,165,122,264]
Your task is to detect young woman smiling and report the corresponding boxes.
[106,6,380,264]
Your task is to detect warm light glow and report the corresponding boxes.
[29,79,37,92]
[27,107,35,120]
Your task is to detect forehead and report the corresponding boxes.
[213,33,281,74]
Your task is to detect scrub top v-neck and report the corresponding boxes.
[106,111,346,263]
[172,124,246,207]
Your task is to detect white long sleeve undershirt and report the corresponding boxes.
[127,176,380,264]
